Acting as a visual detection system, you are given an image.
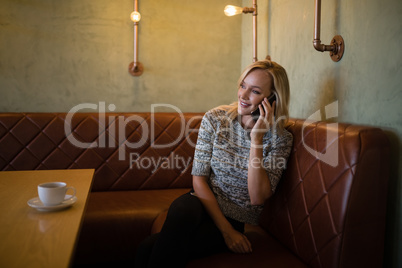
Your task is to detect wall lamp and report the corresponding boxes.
[313,0,345,62]
[128,0,143,76]
[224,0,258,62]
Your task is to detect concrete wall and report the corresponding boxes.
[0,0,242,113]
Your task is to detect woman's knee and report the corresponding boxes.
[165,193,205,226]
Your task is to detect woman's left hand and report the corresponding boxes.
[250,98,275,142]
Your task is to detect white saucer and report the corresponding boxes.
[27,195,77,212]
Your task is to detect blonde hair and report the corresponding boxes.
[218,57,290,131]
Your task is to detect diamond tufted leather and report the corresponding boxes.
[0,113,203,191]
[0,114,390,267]
[259,119,390,268]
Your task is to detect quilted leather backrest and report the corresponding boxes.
[260,118,390,268]
[0,113,390,267]
[0,113,203,191]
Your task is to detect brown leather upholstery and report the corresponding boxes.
[74,188,190,264]
[188,224,309,268]
[0,113,202,191]
[0,113,390,267]
[260,119,390,267]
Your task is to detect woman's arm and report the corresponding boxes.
[247,140,272,205]
[248,98,275,205]
[193,175,252,253]
[248,98,293,206]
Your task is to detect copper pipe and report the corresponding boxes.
[133,0,139,67]
[313,0,345,62]
[242,1,258,62]
[313,0,335,52]
[252,0,257,62]
[133,22,138,66]
[129,0,143,76]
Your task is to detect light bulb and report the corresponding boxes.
[130,11,141,22]
[224,5,243,16]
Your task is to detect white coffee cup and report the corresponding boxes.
[38,182,76,206]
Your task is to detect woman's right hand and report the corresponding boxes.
[193,176,252,254]
[222,228,252,254]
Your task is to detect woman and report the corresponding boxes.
[135,58,293,267]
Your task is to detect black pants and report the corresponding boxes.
[134,192,244,268]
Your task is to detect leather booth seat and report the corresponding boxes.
[75,189,190,264]
[0,113,390,267]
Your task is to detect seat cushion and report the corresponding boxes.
[187,225,308,268]
[74,188,190,265]
[151,211,308,268]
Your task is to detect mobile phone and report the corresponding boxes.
[251,94,276,122]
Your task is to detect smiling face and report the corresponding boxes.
[237,68,274,116]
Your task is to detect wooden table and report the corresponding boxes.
[0,169,94,268]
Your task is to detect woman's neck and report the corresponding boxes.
[240,115,255,130]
